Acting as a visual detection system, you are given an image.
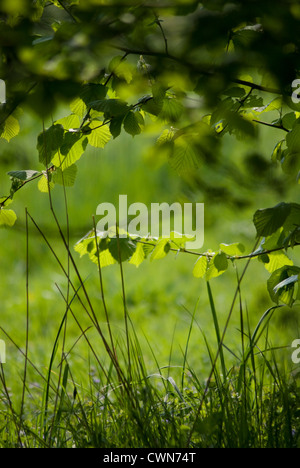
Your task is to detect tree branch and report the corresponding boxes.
[134,238,300,261]
[114,46,283,96]
[252,119,289,132]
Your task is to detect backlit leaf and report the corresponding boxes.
[193,255,208,278]
[220,243,245,256]
[87,120,111,148]
[0,208,17,227]
[123,110,144,136]
[0,115,20,142]
[37,124,64,166]
[53,164,78,186]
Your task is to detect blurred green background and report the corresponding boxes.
[0,106,299,394]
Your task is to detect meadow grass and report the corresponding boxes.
[0,203,299,448]
[0,119,300,448]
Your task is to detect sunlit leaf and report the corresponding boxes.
[150,238,171,261]
[193,255,208,278]
[53,164,78,186]
[206,253,228,280]
[263,251,293,273]
[38,173,55,192]
[0,115,20,142]
[219,243,245,256]
[87,120,111,148]
[129,241,146,267]
[0,208,17,227]
[52,133,88,170]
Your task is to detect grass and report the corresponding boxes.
[0,201,299,448]
[0,116,300,447]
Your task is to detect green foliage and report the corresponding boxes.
[1,3,300,449]
[0,0,299,308]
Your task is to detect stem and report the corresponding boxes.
[134,238,300,261]
[187,239,260,446]
[253,119,289,132]
[116,226,131,382]
[92,216,116,361]
[19,208,30,441]
[153,11,169,55]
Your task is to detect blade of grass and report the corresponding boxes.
[207,281,227,380]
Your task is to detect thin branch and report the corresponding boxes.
[54,0,78,23]
[114,45,283,96]
[134,238,300,261]
[80,52,129,129]
[253,119,289,132]
[153,11,169,56]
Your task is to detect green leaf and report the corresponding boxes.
[214,251,228,272]
[223,87,246,98]
[110,114,126,139]
[38,173,55,192]
[286,124,300,152]
[129,241,146,268]
[0,115,20,142]
[193,255,208,278]
[263,251,293,273]
[7,169,40,181]
[143,84,166,116]
[150,239,171,261]
[89,99,129,117]
[169,231,195,248]
[282,112,297,130]
[281,151,300,176]
[252,97,283,115]
[52,133,88,170]
[169,136,200,174]
[107,236,136,263]
[108,56,133,84]
[253,202,292,238]
[205,253,228,280]
[74,231,117,268]
[55,113,80,131]
[271,139,285,162]
[37,124,64,166]
[123,110,144,136]
[53,164,78,186]
[219,242,245,256]
[80,83,108,106]
[267,266,300,307]
[160,96,184,123]
[274,274,299,293]
[0,208,17,227]
[87,120,111,148]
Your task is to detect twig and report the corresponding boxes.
[134,238,300,261]
[153,11,169,56]
[114,46,283,96]
[253,119,289,132]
